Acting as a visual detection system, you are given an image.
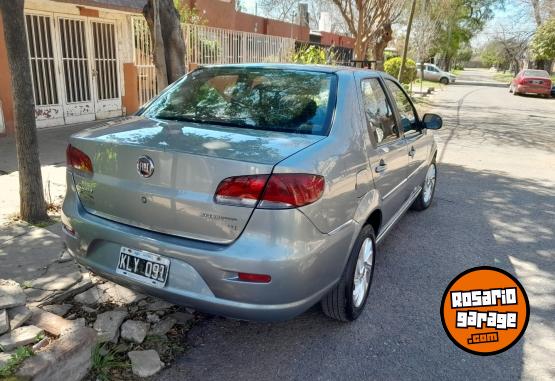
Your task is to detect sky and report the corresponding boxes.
[472,1,537,47]
[241,0,258,14]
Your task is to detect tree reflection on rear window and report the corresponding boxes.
[143,67,337,135]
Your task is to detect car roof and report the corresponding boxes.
[198,63,384,76]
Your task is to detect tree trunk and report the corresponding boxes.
[530,0,542,26]
[143,0,186,88]
[398,0,417,82]
[0,0,48,223]
[372,23,393,71]
[354,35,366,61]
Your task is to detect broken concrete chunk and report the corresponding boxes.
[41,303,73,317]
[93,310,128,343]
[0,325,44,352]
[121,320,148,344]
[0,352,13,367]
[7,305,33,330]
[145,298,174,312]
[167,311,194,325]
[149,317,176,336]
[74,282,145,306]
[128,350,164,377]
[0,280,26,309]
[0,310,9,335]
[17,327,96,381]
[61,318,86,336]
[30,261,83,291]
[146,312,160,324]
[28,308,77,336]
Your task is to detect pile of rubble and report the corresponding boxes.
[0,277,196,380]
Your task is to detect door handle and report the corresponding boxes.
[408,146,416,157]
[375,159,387,173]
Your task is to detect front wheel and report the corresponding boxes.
[411,162,437,211]
[321,225,376,322]
[440,77,449,85]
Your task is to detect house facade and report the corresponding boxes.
[0,0,354,137]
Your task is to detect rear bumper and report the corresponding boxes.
[516,85,551,95]
[62,177,358,321]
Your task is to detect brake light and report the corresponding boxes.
[214,173,324,209]
[518,77,526,85]
[259,174,325,209]
[66,144,93,174]
[214,174,269,207]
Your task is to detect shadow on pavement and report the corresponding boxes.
[157,163,554,380]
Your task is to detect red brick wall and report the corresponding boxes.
[192,0,310,42]
[320,32,355,49]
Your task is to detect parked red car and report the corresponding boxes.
[510,69,552,98]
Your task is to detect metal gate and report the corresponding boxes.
[91,20,121,118]
[25,13,64,126]
[24,12,122,127]
[132,17,157,106]
[58,17,94,123]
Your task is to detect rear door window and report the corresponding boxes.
[360,78,399,145]
[142,67,337,135]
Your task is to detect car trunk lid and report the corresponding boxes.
[70,117,324,244]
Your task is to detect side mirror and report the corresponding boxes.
[422,113,443,130]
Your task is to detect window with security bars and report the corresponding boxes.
[59,18,91,103]
[25,14,59,106]
[92,22,119,100]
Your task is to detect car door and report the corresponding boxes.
[357,74,410,225]
[384,78,429,191]
[425,65,441,81]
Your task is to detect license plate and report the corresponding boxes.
[116,246,170,288]
[530,80,543,85]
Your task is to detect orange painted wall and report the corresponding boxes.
[0,14,14,137]
[122,63,140,114]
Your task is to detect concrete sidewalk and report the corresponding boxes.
[0,119,115,224]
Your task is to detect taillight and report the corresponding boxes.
[518,77,526,85]
[214,174,269,207]
[66,144,93,174]
[214,173,325,209]
[259,174,325,209]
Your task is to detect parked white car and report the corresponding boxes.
[416,63,456,84]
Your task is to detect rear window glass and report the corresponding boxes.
[523,70,549,78]
[142,67,337,135]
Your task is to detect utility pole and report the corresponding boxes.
[398,0,417,82]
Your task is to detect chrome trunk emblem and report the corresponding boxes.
[137,156,154,178]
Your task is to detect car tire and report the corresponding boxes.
[321,224,376,322]
[411,161,437,211]
[513,89,519,96]
[509,85,513,93]
[440,77,449,85]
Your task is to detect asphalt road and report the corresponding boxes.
[159,70,555,381]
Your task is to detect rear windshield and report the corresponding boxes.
[142,67,337,135]
[523,70,549,78]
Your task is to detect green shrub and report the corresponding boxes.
[384,57,417,84]
[292,45,335,65]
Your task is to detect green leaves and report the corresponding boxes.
[531,18,555,61]
[0,346,34,378]
[384,57,417,84]
[292,45,334,65]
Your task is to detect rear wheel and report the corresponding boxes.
[321,225,376,322]
[411,162,437,211]
[440,77,449,85]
